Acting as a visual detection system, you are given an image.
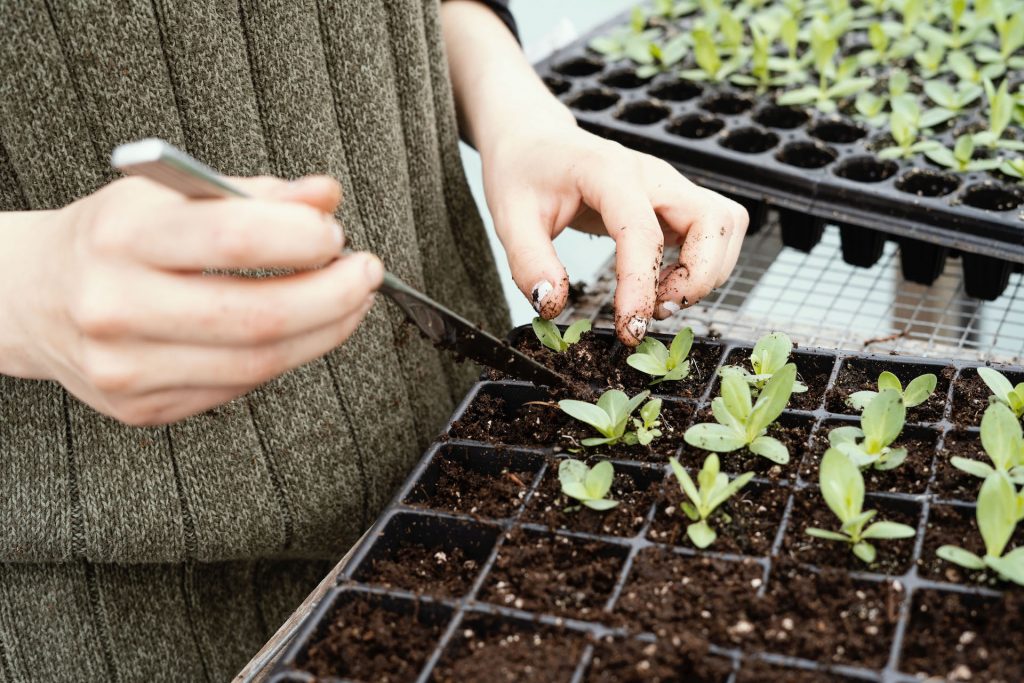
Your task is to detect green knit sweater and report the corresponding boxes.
[0,1,509,680]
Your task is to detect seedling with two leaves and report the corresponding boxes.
[805,448,916,563]
[559,389,662,447]
[720,332,807,396]
[950,402,1024,487]
[972,79,1024,151]
[914,0,989,50]
[947,50,1005,85]
[877,95,944,159]
[857,22,920,67]
[626,327,694,385]
[532,318,591,353]
[679,26,747,83]
[558,459,618,511]
[588,7,661,63]
[973,0,1024,70]
[937,471,1024,585]
[684,363,797,464]
[668,453,754,548]
[924,135,1003,173]
[829,389,908,470]
[854,70,911,127]
[847,370,937,412]
[977,367,1024,418]
[635,34,691,78]
[777,17,872,113]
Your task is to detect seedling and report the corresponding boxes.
[635,34,690,78]
[684,363,797,464]
[588,8,661,63]
[847,370,938,412]
[829,389,908,470]
[631,398,664,446]
[858,22,919,67]
[626,327,694,384]
[913,41,947,78]
[721,331,807,395]
[914,0,987,50]
[777,32,872,113]
[951,402,1024,485]
[1000,158,1024,180]
[877,95,944,159]
[924,135,1003,173]
[559,389,651,447]
[937,472,1024,585]
[679,26,747,82]
[558,459,618,511]
[947,50,1005,85]
[973,79,1024,151]
[651,0,699,18]
[973,0,1024,69]
[923,79,982,116]
[668,454,754,548]
[532,318,591,353]
[854,71,910,128]
[977,367,1024,418]
[805,448,916,563]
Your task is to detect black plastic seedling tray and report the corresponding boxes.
[269,327,1023,682]
[532,10,1024,300]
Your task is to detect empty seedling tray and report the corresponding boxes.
[270,326,1024,682]
[533,9,1024,300]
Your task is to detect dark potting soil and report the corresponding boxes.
[900,590,1024,681]
[647,480,789,556]
[917,503,1024,585]
[299,595,444,682]
[799,422,938,495]
[431,615,585,683]
[584,634,733,682]
[930,430,983,502]
[359,543,481,598]
[825,358,954,423]
[719,349,835,412]
[479,529,625,620]
[951,366,1024,426]
[497,331,723,398]
[406,455,533,519]
[521,461,660,537]
[734,660,862,682]
[781,493,919,575]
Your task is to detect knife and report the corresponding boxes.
[110,138,566,387]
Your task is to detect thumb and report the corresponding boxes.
[494,202,569,320]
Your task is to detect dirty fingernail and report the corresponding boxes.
[531,280,553,314]
[662,301,681,315]
[627,316,649,343]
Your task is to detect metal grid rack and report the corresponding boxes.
[560,217,1024,364]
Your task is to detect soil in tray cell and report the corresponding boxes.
[900,590,1024,682]
[585,635,733,682]
[297,592,447,682]
[952,366,1024,427]
[496,330,724,398]
[781,492,920,576]
[717,348,835,413]
[431,614,585,683]
[799,421,939,495]
[734,660,865,682]
[647,480,789,556]
[521,459,660,537]
[478,529,626,620]
[404,446,539,519]
[917,503,1024,585]
[825,358,954,423]
[351,514,498,598]
[681,411,816,480]
[930,430,983,502]
[612,550,764,643]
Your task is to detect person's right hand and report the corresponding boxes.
[0,175,382,426]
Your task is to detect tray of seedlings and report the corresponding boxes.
[533,0,1024,299]
[270,321,1023,682]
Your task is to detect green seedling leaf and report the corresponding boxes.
[937,544,986,569]
[721,332,807,395]
[836,389,907,469]
[978,367,1024,417]
[560,390,653,447]
[559,458,619,511]
[532,317,590,352]
[847,371,936,411]
[627,328,694,385]
[669,454,753,548]
[978,471,1016,558]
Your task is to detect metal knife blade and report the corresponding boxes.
[110,138,566,386]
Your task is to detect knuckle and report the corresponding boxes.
[87,204,133,257]
[80,345,138,394]
[70,282,128,338]
[211,218,257,263]
[238,302,289,344]
[242,346,287,384]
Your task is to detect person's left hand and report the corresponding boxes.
[480,123,747,347]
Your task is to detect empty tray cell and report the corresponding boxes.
[838,223,886,268]
[599,68,650,89]
[960,182,1024,212]
[432,612,585,682]
[834,155,897,183]
[918,503,1024,585]
[647,78,703,102]
[566,88,620,112]
[543,76,570,96]
[951,366,1024,426]
[666,112,724,139]
[961,252,1014,301]
[403,444,542,519]
[807,118,868,144]
[522,459,661,537]
[699,92,754,115]
[479,528,628,620]
[781,492,920,576]
[900,590,1024,680]
[898,238,948,286]
[719,126,779,154]
[777,208,825,252]
[717,347,836,412]
[930,430,982,502]
[615,100,671,125]
[825,357,953,423]
[292,589,450,681]
[894,168,960,197]
[586,636,733,682]
[613,549,763,643]
[752,104,810,129]
[775,141,837,169]
[349,512,499,598]
[801,420,939,495]
[648,479,790,556]
[552,55,604,77]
